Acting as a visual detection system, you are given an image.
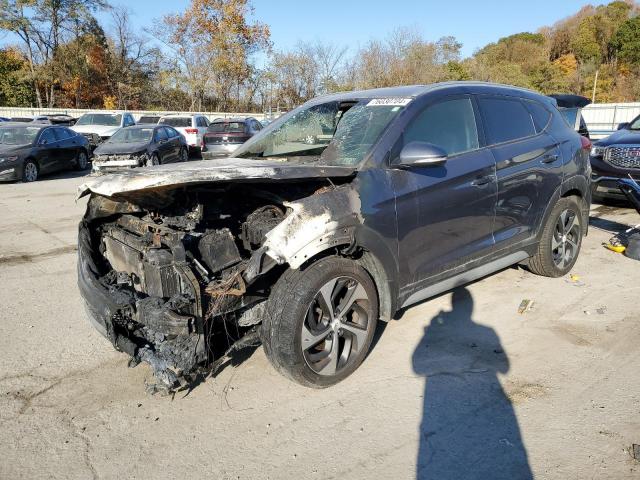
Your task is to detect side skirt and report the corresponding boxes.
[400,251,529,309]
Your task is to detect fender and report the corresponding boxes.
[536,174,590,242]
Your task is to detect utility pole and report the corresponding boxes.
[591,69,599,104]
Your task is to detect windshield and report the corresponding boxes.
[76,113,122,126]
[209,122,246,133]
[235,99,406,165]
[630,115,640,130]
[0,127,40,145]
[160,117,191,128]
[108,128,154,143]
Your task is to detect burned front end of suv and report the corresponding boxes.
[77,162,359,389]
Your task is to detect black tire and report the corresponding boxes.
[528,196,584,277]
[22,159,38,182]
[74,149,88,170]
[179,147,188,162]
[262,257,379,388]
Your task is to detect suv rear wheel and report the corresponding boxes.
[262,257,378,388]
[528,196,584,277]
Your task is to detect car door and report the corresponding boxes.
[164,127,181,162]
[34,128,61,173]
[52,127,75,167]
[477,95,562,247]
[154,127,172,162]
[392,95,497,287]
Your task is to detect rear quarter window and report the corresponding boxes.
[524,101,552,133]
[478,97,536,145]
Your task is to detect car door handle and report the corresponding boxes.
[471,175,494,187]
[541,154,559,164]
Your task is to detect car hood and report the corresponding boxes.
[72,125,120,137]
[77,158,357,198]
[0,144,28,155]
[94,142,148,156]
[595,129,640,146]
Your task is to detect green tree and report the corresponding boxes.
[610,17,640,65]
[0,48,35,106]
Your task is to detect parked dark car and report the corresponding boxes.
[77,82,591,390]
[91,124,189,173]
[137,115,161,125]
[201,117,262,159]
[590,113,640,200]
[0,123,90,182]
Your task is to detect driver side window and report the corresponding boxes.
[404,98,479,157]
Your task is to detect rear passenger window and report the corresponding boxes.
[53,128,71,140]
[524,101,551,133]
[478,97,536,144]
[155,128,168,142]
[404,97,479,156]
[39,129,57,144]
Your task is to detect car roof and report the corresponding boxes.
[81,111,127,115]
[310,81,545,104]
[211,117,251,123]
[123,124,161,130]
[160,114,202,118]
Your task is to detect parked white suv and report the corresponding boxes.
[158,114,209,151]
[72,111,135,149]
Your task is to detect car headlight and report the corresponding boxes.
[590,146,606,158]
[0,156,18,164]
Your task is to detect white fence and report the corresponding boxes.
[582,102,640,139]
[0,106,269,122]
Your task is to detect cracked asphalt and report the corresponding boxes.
[1,171,639,479]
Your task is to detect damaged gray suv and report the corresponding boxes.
[77,82,591,389]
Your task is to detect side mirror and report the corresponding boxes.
[39,139,48,146]
[395,141,448,168]
[617,122,630,130]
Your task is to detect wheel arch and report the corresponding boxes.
[292,227,399,322]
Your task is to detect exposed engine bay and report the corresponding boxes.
[78,177,361,391]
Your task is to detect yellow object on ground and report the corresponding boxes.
[604,243,626,253]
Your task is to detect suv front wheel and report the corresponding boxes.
[262,257,379,388]
[528,196,584,277]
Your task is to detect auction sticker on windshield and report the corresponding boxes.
[367,98,412,107]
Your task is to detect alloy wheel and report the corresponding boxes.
[551,208,581,268]
[77,152,87,169]
[24,162,38,182]
[301,276,371,376]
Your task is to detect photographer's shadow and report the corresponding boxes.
[412,287,532,480]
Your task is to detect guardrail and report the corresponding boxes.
[582,102,640,139]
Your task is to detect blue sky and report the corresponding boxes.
[3,0,598,58]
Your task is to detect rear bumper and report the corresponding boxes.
[202,143,241,159]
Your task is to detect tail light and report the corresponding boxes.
[580,136,592,151]
[185,128,198,134]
